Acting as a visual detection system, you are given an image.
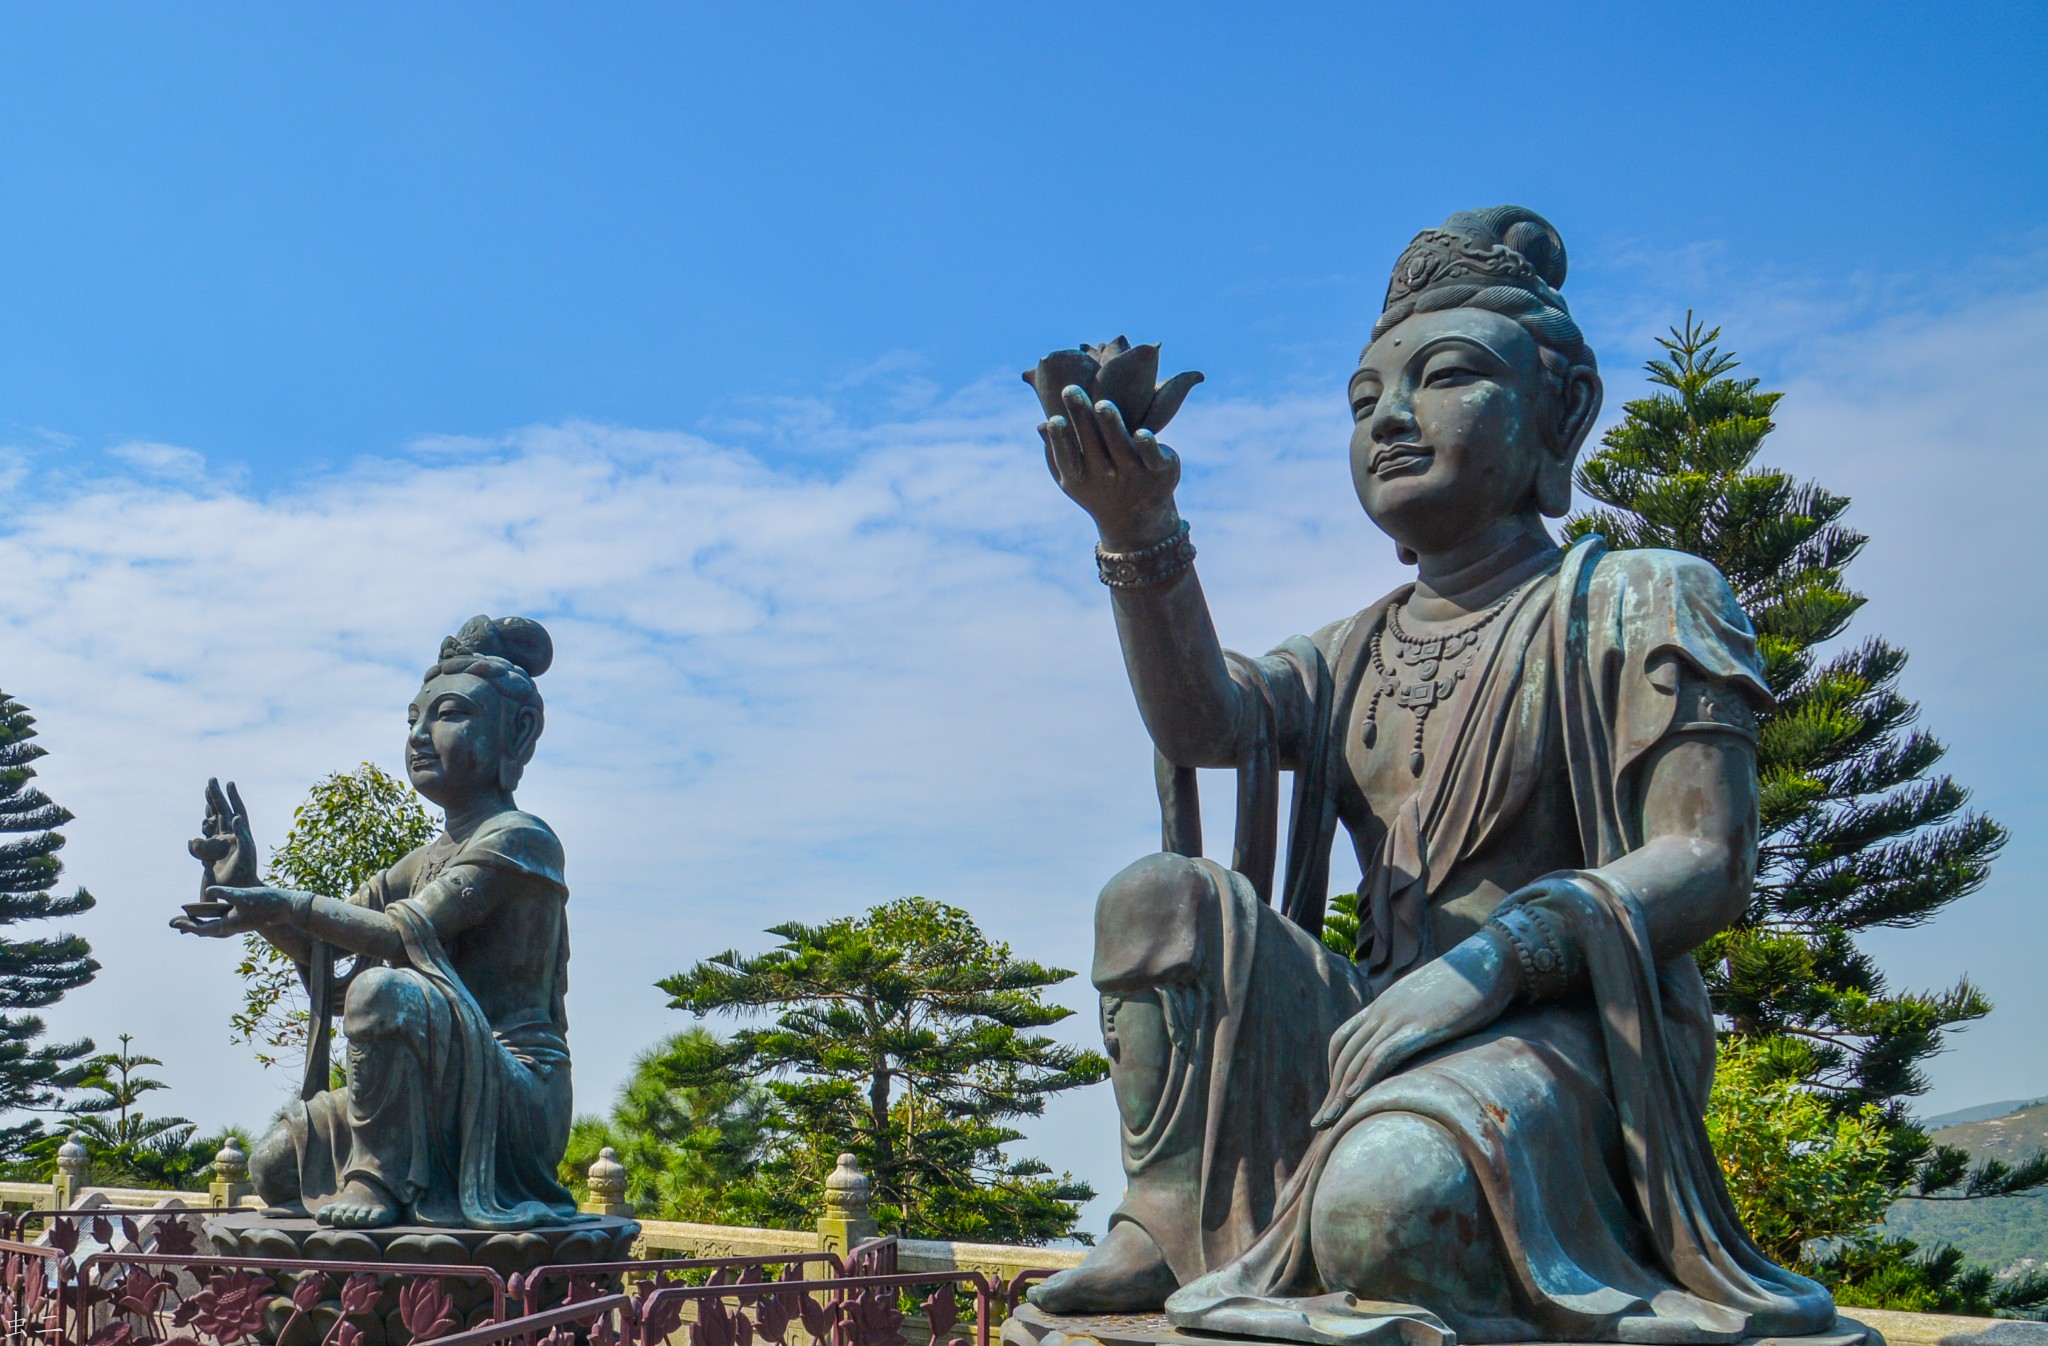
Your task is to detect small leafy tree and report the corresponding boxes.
[558,1027,775,1221]
[234,764,435,1066]
[1705,1036,1894,1266]
[46,1033,252,1189]
[659,897,1108,1244]
[1565,315,2044,1311]
[0,689,98,1161]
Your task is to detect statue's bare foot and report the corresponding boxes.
[318,1178,400,1229]
[1027,1221,1177,1314]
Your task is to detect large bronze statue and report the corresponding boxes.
[1020,208,1841,1344]
[173,615,580,1232]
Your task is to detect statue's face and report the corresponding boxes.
[1348,307,1554,555]
[406,672,508,808]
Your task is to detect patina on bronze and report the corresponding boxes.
[1018,207,1847,1346]
[173,615,584,1234]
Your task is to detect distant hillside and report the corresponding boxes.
[1923,1098,2048,1130]
[1884,1098,2048,1273]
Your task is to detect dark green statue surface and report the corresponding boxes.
[173,616,581,1232]
[1018,208,1843,1345]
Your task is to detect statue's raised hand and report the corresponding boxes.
[187,778,258,892]
[1025,339,1202,552]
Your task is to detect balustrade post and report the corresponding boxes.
[582,1145,634,1217]
[51,1133,86,1209]
[817,1152,878,1257]
[208,1135,252,1208]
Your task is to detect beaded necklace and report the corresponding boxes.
[1361,592,1514,776]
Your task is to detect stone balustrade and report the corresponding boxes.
[5,1138,2038,1346]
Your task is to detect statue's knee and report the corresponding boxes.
[1092,853,1212,992]
[249,1123,298,1202]
[342,966,430,1043]
[1311,1113,1493,1292]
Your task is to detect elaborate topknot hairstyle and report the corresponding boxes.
[423,615,552,790]
[1371,204,1595,389]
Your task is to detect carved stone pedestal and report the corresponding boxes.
[200,1211,642,1340]
[1002,1303,1886,1346]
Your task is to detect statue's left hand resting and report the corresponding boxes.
[1311,918,1525,1129]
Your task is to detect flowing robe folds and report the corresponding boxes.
[1109,538,1836,1345]
[280,811,581,1229]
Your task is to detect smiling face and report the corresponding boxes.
[406,672,509,810]
[1348,307,1562,558]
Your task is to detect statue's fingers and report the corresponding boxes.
[1040,422,1073,485]
[226,781,250,824]
[1048,416,1091,484]
[1346,1028,1433,1104]
[1092,400,1144,475]
[1326,1012,1368,1068]
[1131,429,1176,476]
[1061,385,1114,477]
[1314,1034,1377,1125]
[205,776,229,821]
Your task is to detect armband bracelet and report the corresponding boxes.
[1485,902,1583,1002]
[1097,519,1196,589]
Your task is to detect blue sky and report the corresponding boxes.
[0,5,2043,1228]
[4,5,2042,475]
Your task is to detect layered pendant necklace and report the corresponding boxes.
[1361,592,1513,776]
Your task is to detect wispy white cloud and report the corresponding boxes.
[106,440,211,481]
[0,282,2039,1227]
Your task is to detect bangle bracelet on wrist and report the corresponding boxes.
[1097,519,1196,589]
[1485,903,1581,1002]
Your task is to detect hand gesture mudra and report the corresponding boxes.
[173,778,261,936]
[1025,339,1202,553]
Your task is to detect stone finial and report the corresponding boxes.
[817,1152,878,1255]
[213,1136,248,1182]
[209,1136,253,1209]
[824,1153,872,1219]
[52,1132,87,1208]
[581,1145,632,1218]
[56,1134,87,1178]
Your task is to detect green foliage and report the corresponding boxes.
[1321,892,1359,959]
[0,690,98,1160]
[1816,1236,2048,1319]
[1884,1194,2048,1281]
[1568,314,2040,1308]
[658,896,1108,1244]
[1704,1037,1894,1266]
[35,1033,252,1190]
[233,763,436,1067]
[558,1027,776,1221]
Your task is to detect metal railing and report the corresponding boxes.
[0,1235,66,1345]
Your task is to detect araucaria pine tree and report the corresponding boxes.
[0,691,98,1160]
[1566,316,2043,1312]
[661,897,1108,1244]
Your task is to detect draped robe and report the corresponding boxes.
[278,810,582,1229]
[1105,538,1837,1344]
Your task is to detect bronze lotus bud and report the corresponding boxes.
[1023,337,1204,434]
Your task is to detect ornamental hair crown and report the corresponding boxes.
[1382,205,1570,305]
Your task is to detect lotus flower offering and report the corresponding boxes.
[1023,337,1204,435]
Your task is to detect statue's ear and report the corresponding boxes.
[1539,366,1602,517]
[497,705,544,793]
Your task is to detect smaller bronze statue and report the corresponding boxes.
[174,616,580,1232]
